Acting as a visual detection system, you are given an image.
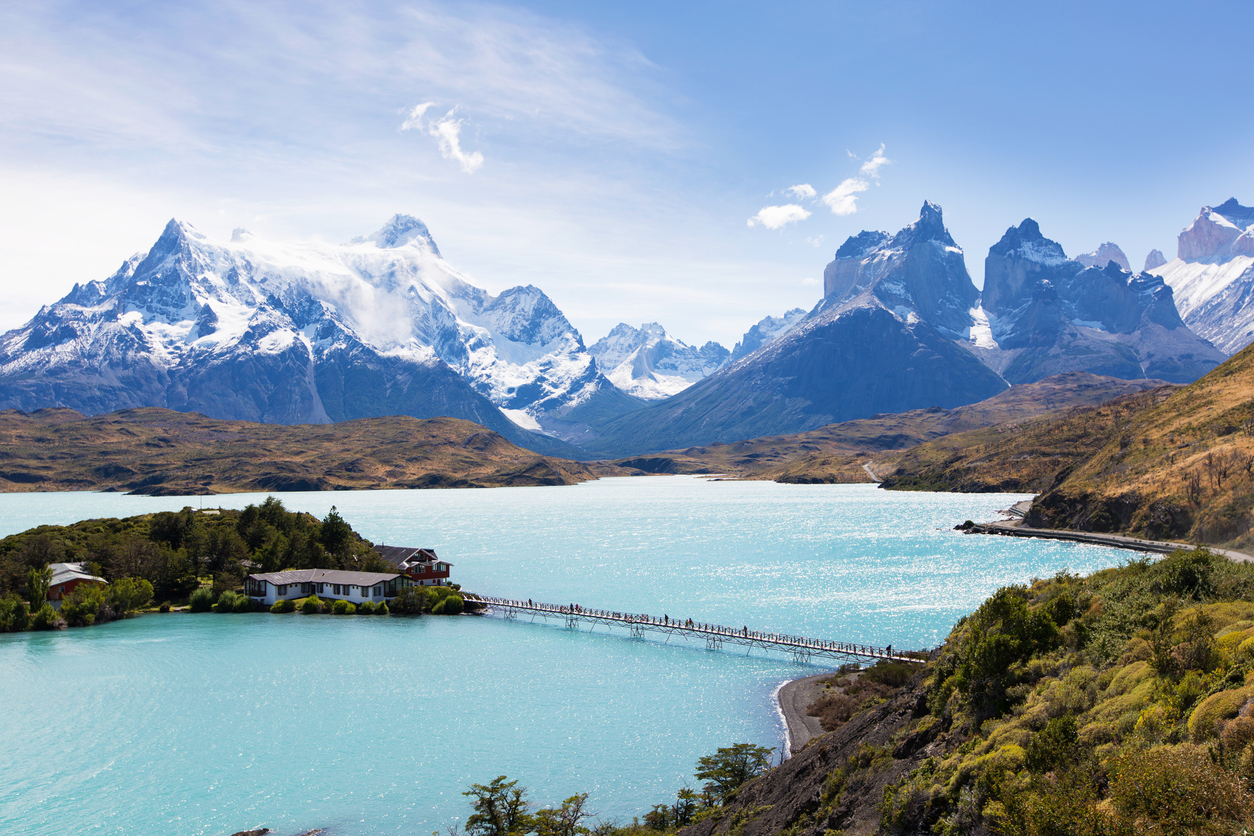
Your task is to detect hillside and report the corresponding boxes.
[1025,340,1254,550]
[675,548,1254,836]
[0,408,600,494]
[616,374,1164,483]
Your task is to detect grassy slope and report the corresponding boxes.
[604,374,1164,484]
[678,549,1254,836]
[0,408,603,494]
[1026,342,1254,550]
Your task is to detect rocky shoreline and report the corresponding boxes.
[775,670,837,756]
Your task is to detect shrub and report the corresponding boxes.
[1110,744,1250,833]
[60,585,105,627]
[1221,715,1254,755]
[1188,686,1254,741]
[214,590,241,613]
[299,596,324,614]
[863,660,918,688]
[29,602,60,630]
[375,601,388,615]
[432,594,464,615]
[108,577,154,613]
[357,600,377,615]
[389,586,426,615]
[189,587,214,613]
[270,597,295,613]
[233,593,254,613]
[158,601,171,613]
[331,599,355,615]
[0,594,31,632]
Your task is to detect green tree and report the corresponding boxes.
[695,743,774,802]
[26,565,52,610]
[534,794,592,836]
[464,776,535,836]
[320,506,352,558]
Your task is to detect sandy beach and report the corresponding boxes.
[775,670,837,756]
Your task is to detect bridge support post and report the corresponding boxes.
[502,607,517,621]
[706,637,723,652]
[630,625,645,639]
[565,615,578,630]
[791,649,811,665]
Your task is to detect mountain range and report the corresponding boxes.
[0,198,1246,459]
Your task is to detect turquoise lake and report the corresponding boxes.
[0,478,1144,836]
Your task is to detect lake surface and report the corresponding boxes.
[0,478,1142,836]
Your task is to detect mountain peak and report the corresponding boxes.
[354,214,441,255]
[1211,198,1254,229]
[1075,242,1130,272]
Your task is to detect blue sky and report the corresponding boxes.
[2,0,1252,347]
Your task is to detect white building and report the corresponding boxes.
[245,569,406,607]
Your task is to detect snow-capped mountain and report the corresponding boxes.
[1074,242,1131,271]
[730,309,807,361]
[975,219,1223,383]
[581,202,1008,456]
[0,215,627,449]
[588,323,729,400]
[1148,199,1254,355]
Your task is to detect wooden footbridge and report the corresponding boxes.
[459,593,925,666]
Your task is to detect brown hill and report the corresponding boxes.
[609,373,1164,483]
[1023,341,1254,550]
[0,408,599,494]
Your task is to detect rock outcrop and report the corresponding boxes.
[589,323,729,400]
[1074,241,1131,271]
[1144,249,1167,271]
[973,219,1224,383]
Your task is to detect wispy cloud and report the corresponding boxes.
[821,178,869,216]
[859,143,891,178]
[785,184,816,200]
[806,235,824,248]
[401,103,484,173]
[748,204,812,229]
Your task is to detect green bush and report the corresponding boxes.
[60,584,105,627]
[158,601,171,613]
[270,597,295,613]
[108,577,154,613]
[389,586,426,615]
[0,594,30,632]
[357,600,376,615]
[432,594,464,615]
[375,601,389,615]
[331,599,355,615]
[214,590,241,613]
[189,587,215,613]
[29,602,60,630]
[299,595,324,614]
[233,593,254,613]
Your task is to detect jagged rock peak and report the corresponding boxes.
[1178,199,1254,262]
[352,214,441,255]
[1143,249,1167,271]
[989,218,1068,264]
[1075,242,1130,271]
[896,200,957,249]
[1213,198,1254,228]
[834,230,891,259]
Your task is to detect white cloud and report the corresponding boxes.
[401,104,484,173]
[859,143,891,178]
[401,102,438,131]
[805,235,824,248]
[748,204,811,229]
[802,276,821,286]
[821,178,869,216]
[785,183,816,200]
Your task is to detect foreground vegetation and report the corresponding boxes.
[0,498,463,631]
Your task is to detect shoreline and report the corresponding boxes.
[775,670,837,757]
[966,519,1254,564]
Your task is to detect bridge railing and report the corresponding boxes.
[460,593,924,663]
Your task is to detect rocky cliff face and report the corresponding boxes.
[1074,241,1130,271]
[822,201,979,337]
[731,309,807,361]
[974,219,1224,383]
[1149,198,1254,355]
[581,203,1007,456]
[0,216,620,454]
[1143,249,1167,271]
[588,323,730,400]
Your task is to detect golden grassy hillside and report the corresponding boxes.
[0,408,601,494]
[1026,342,1254,549]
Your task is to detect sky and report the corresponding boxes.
[2,0,1253,348]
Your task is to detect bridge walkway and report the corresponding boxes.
[459,593,924,665]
